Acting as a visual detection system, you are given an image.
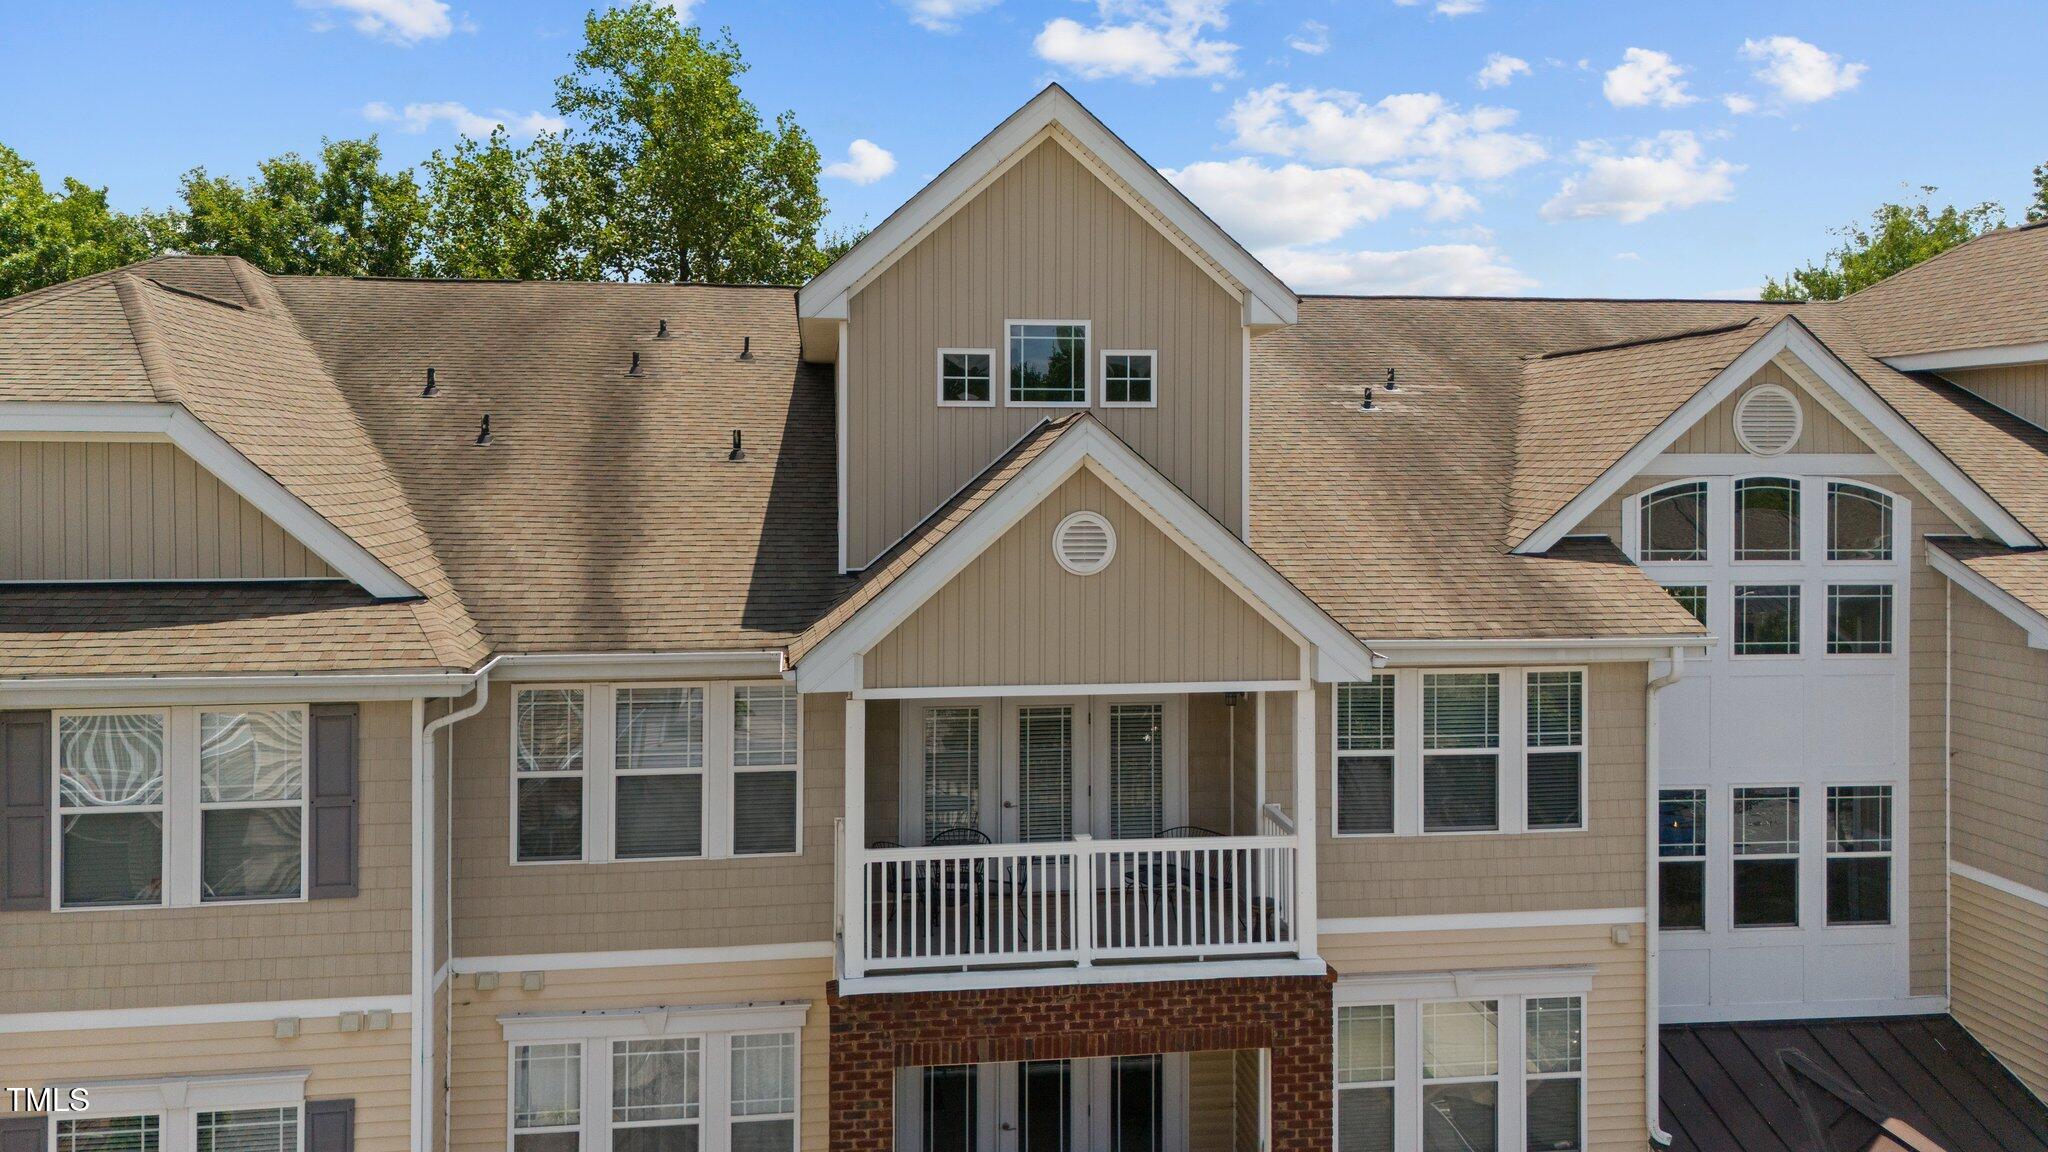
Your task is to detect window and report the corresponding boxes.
[1735,477,1799,561]
[1826,785,1892,926]
[1336,680,1395,836]
[614,687,706,860]
[1422,1001,1499,1152]
[57,712,167,908]
[1734,585,1800,656]
[1336,1005,1395,1152]
[732,686,800,856]
[937,350,993,406]
[1639,482,1707,562]
[1524,671,1584,831]
[1007,322,1088,405]
[1103,351,1155,407]
[1664,585,1707,627]
[1828,483,1892,560]
[1108,703,1165,839]
[728,1033,798,1152]
[514,1042,584,1152]
[57,1115,160,1152]
[1827,584,1893,655]
[922,707,981,839]
[53,1075,304,1152]
[1657,790,1706,932]
[1733,787,1800,928]
[1423,674,1499,833]
[196,1109,297,1152]
[1524,998,1583,1152]
[918,1066,977,1152]
[516,689,587,863]
[613,1038,701,1152]
[198,710,305,902]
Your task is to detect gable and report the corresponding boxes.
[1,439,338,582]
[1668,364,1868,454]
[863,467,1299,690]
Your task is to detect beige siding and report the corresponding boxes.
[0,440,336,581]
[1231,1049,1260,1152]
[846,137,1246,568]
[1946,362,2048,432]
[1951,873,2048,1098]
[1323,924,1647,1151]
[1667,364,1866,454]
[448,957,831,1152]
[451,690,840,959]
[1950,589,2048,887]
[865,469,1297,690]
[0,700,412,1012]
[1314,666,1647,919]
[1189,1049,1238,1152]
[1907,519,1953,995]
[0,1015,413,1150]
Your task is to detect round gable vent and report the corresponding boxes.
[1734,384,1803,456]
[1053,511,1117,575]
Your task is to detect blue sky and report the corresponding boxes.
[3,0,2042,297]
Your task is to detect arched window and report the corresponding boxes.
[1827,482,1893,561]
[1639,481,1707,562]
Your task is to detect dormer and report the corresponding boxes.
[799,85,1297,572]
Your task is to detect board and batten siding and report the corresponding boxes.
[1665,365,1867,455]
[845,136,1246,569]
[0,440,337,581]
[0,1015,412,1150]
[0,699,412,1012]
[1323,925,1646,1151]
[1949,589,2048,888]
[450,689,840,959]
[862,469,1297,690]
[1944,362,2048,432]
[1949,872,2048,1099]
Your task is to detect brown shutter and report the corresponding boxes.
[308,704,361,899]
[305,1099,355,1152]
[1,711,53,911]
[0,1116,49,1152]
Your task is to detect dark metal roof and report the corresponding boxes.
[1661,1016,2048,1152]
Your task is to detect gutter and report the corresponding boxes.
[1643,645,1686,1147]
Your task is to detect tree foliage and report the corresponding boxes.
[1761,190,2005,301]
[174,137,426,276]
[2029,160,2047,225]
[0,144,166,298]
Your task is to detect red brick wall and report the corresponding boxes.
[828,970,1334,1150]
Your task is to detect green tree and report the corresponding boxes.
[1762,190,2004,301]
[172,137,424,276]
[419,130,557,279]
[2028,161,2046,224]
[0,144,164,298]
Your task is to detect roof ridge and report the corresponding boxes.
[145,276,246,312]
[1842,218,2048,305]
[1533,316,1761,360]
[111,275,185,405]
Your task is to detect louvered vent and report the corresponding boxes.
[1734,384,1803,456]
[1053,511,1117,575]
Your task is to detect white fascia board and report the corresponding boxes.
[1885,340,2048,372]
[1926,545,2048,650]
[1320,907,1645,936]
[1661,995,1948,1025]
[489,650,786,682]
[0,671,477,708]
[0,401,419,598]
[1517,318,2037,554]
[498,1000,810,1042]
[1367,636,1715,666]
[0,995,411,1035]
[1332,965,1596,1004]
[855,678,1305,701]
[46,1070,311,1114]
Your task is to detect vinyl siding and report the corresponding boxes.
[446,956,831,1152]
[0,1014,413,1150]
[1949,589,2048,887]
[1667,364,1866,454]
[1189,1049,1238,1152]
[863,468,1298,690]
[845,135,1245,568]
[1950,872,2048,1098]
[0,699,413,1012]
[1323,924,1647,1151]
[450,689,840,959]
[1944,362,2048,432]
[0,440,337,581]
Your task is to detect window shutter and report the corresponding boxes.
[305,1099,355,1152]
[308,704,360,899]
[1,711,52,911]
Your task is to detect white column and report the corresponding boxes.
[1294,682,1319,960]
[842,693,867,979]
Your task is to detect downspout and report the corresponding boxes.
[1644,646,1685,1147]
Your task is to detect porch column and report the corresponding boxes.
[1293,684,1318,960]
[843,692,866,979]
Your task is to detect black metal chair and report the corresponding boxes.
[925,826,993,847]
[1158,825,1222,839]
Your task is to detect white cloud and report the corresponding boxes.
[896,0,999,32]
[299,0,456,44]
[363,101,564,138]
[1740,35,1867,104]
[1034,0,1238,82]
[824,139,898,185]
[1392,0,1486,14]
[1474,53,1530,89]
[1722,93,1759,114]
[1225,84,1545,180]
[659,0,700,20]
[1262,243,1534,295]
[1286,19,1328,55]
[1165,158,1473,248]
[1602,47,1696,108]
[1541,131,1740,223]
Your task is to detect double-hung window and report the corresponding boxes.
[728,1032,799,1150]
[1422,1001,1499,1152]
[516,689,588,864]
[1524,997,1584,1152]
[1524,671,1584,831]
[1733,786,1800,928]
[1657,789,1707,931]
[614,687,706,860]
[51,1072,306,1152]
[1335,1005,1395,1152]
[1007,322,1089,405]
[613,1038,701,1152]
[198,709,306,902]
[195,1109,297,1152]
[57,712,167,908]
[1826,785,1892,926]
[1336,680,1396,836]
[732,686,800,856]
[1423,674,1499,833]
[512,1042,584,1152]
[57,1115,161,1152]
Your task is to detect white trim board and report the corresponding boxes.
[1661,995,1948,1025]
[1885,341,2048,372]
[1368,638,1713,665]
[1926,545,2048,650]
[488,650,787,682]
[838,957,1328,997]
[1320,908,1645,936]
[0,401,417,598]
[1516,318,2036,554]
[1951,861,2048,909]
[498,1000,810,1043]
[450,940,835,976]
[0,994,411,1034]
[0,670,476,708]
[854,678,1303,701]
[1333,965,1596,1002]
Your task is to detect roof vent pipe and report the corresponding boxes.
[657,319,670,339]
[1384,366,1399,393]
[422,367,438,397]
[628,351,642,377]
[728,430,746,461]
[1360,385,1376,412]
[475,415,492,446]
[739,336,753,361]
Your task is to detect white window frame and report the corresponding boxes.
[1100,348,1158,409]
[52,705,311,912]
[508,1039,585,1152]
[1731,783,1802,931]
[47,1070,308,1152]
[610,682,710,862]
[1731,582,1803,660]
[1824,783,1895,927]
[935,348,996,408]
[730,683,804,858]
[1824,582,1895,657]
[1636,479,1710,563]
[1657,787,1708,933]
[1522,669,1587,834]
[1333,679,1397,838]
[510,685,591,866]
[1003,319,1092,409]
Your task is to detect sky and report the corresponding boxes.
[2,0,2043,298]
